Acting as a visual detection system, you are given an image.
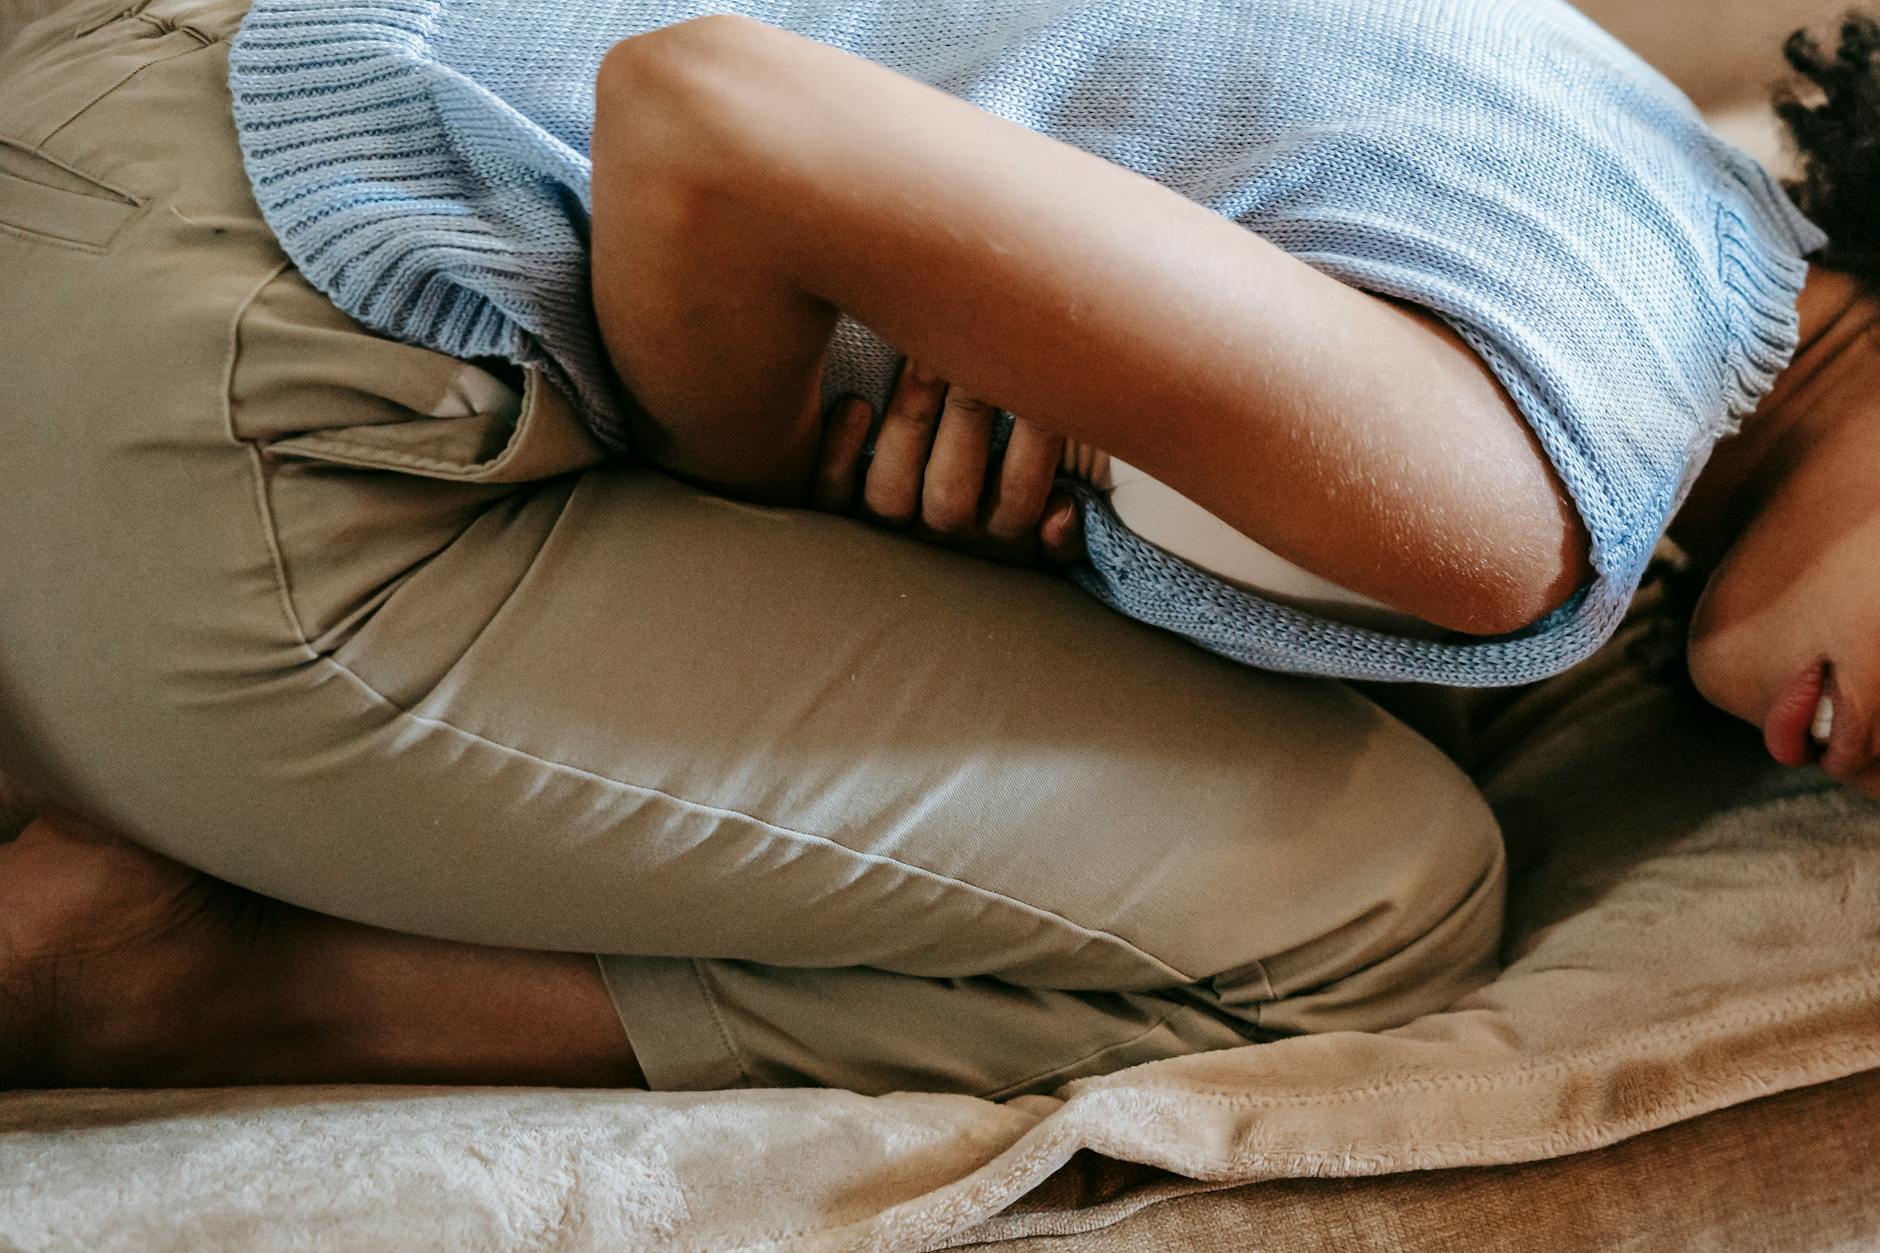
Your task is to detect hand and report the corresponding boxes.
[812,358,1086,568]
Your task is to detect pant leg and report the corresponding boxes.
[0,0,1504,1096]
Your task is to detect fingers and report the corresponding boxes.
[820,356,1089,568]
[863,358,946,526]
[813,395,875,513]
[921,390,996,536]
[1037,490,1086,565]
[981,416,1065,542]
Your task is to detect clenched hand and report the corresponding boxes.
[811,357,1086,569]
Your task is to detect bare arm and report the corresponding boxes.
[590,14,1592,635]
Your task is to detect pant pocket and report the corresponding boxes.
[0,137,141,252]
[232,266,604,484]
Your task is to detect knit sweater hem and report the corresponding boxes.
[1707,150,1829,433]
[228,0,617,441]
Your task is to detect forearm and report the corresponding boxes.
[592,16,1591,633]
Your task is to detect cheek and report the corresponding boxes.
[1682,529,1824,721]
[1685,507,1880,721]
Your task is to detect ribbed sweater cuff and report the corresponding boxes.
[1710,153,1830,429]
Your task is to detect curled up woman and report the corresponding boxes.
[2,0,1879,1093]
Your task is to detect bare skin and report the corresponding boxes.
[1668,263,1880,790]
[0,812,643,1090]
[15,263,1874,1090]
[811,357,1087,569]
[0,341,1072,1094]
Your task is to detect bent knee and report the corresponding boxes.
[1248,796,1507,1036]
[1158,692,1511,1030]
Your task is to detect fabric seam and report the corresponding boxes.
[686,959,756,1089]
[273,432,517,476]
[223,292,1195,983]
[0,137,147,253]
[977,1006,1196,1103]
[309,654,1198,984]
[38,35,221,149]
[73,1,158,39]
[0,215,143,255]
[1076,962,1880,1110]
[222,259,312,649]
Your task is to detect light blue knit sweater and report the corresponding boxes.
[227,0,1828,686]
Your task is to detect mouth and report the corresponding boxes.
[1764,655,1829,769]
[1765,657,1871,778]
[1818,664,1873,780]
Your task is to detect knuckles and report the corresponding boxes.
[920,488,981,537]
[862,481,919,528]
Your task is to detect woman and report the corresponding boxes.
[0,1,1872,1092]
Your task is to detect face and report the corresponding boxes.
[1683,332,1880,798]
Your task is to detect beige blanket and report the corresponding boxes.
[4,580,1878,1251]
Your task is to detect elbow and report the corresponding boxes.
[597,14,773,127]
[1458,569,1591,638]
[594,15,779,201]
[1439,426,1598,637]
[1448,518,1596,638]
[593,18,749,238]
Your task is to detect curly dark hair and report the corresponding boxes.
[1775,11,1880,286]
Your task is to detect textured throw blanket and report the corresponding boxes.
[226,0,1825,686]
[6,579,1879,1251]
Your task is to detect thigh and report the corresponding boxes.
[355,467,1501,998]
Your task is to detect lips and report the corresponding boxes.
[1818,665,1873,780]
[1764,656,1828,769]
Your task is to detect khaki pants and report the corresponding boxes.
[0,0,1505,1097]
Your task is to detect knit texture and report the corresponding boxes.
[226,0,1828,686]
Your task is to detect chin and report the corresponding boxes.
[1679,592,1757,727]
[1681,645,1736,720]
